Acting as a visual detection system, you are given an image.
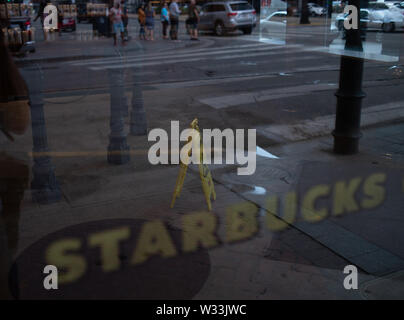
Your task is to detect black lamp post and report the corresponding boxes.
[333,0,365,154]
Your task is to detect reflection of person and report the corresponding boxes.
[161,2,169,39]
[169,0,181,40]
[34,0,47,38]
[0,30,30,300]
[34,0,46,25]
[109,1,125,46]
[0,32,29,140]
[188,0,199,40]
[0,155,29,256]
[145,1,155,41]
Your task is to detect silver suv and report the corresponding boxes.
[198,1,257,36]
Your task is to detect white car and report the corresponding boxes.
[260,11,287,34]
[336,2,404,32]
[366,2,404,32]
[384,0,402,8]
[390,1,404,14]
[307,3,326,16]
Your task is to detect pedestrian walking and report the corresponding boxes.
[109,1,125,46]
[121,0,129,41]
[161,2,170,39]
[169,0,181,40]
[33,0,47,38]
[145,2,155,41]
[137,4,146,40]
[188,0,199,40]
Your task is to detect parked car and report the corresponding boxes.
[260,11,287,34]
[336,2,404,33]
[58,16,76,32]
[384,0,402,8]
[4,7,35,55]
[307,3,326,16]
[198,1,257,36]
[391,1,404,15]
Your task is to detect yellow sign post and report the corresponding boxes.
[170,119,216,211]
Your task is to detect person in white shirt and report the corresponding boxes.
[169,0,181,40]
[109,1,125,46]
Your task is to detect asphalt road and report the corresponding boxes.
[18,17,404,145]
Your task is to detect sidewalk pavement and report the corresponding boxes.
[2,83,403,299]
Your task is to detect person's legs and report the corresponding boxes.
[194,23,198,39]
[162,21,167,39]
[174,19,179,40]
[113,23,118,45]
[169,18,174,39]
[123,19,128,40]
[119,22,125,44]
[189,20,195,39]
[146,26,150,40]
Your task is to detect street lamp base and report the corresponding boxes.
[107,137,130,165]
[332,131,362,155]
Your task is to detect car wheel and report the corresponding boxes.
[242,26,252,35]
[214,21,225,36]
[382,22,394,33]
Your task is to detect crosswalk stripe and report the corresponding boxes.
[68,42,272,66]
[214,48,308,60]
[71,44,303,68]
[87,46,308,71]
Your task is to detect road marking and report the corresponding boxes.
[151,58,330,90]
[87,46,307,71]
[198,83,338,109]
[152,74,277,89]
[68,42,289,66]
[214,48,308,60]
[73,44,304,69]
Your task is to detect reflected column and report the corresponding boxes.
[22,67,62,204]
[129,66,147,136]
[333,0,365,154]
[107,67,130,164]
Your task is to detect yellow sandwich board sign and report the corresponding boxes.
[170,119,216,211]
